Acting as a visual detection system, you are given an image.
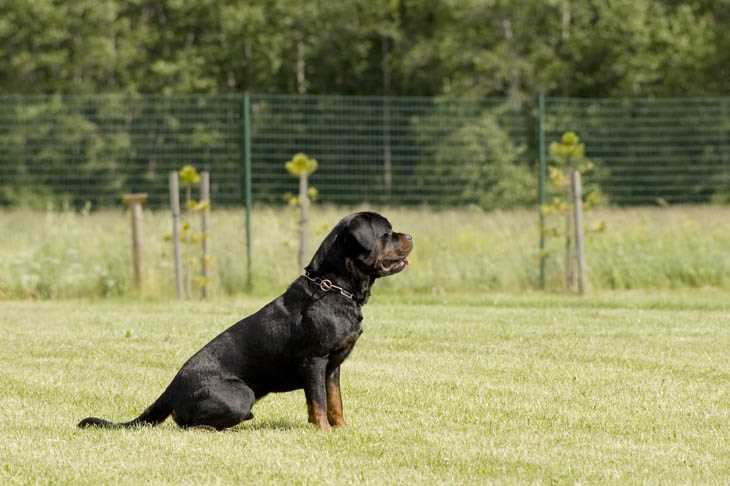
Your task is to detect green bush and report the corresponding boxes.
[431,109,535,209]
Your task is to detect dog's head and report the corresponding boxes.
[306,212,413,280]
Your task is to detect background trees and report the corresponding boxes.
[1,0,729,208]
[1,0,728,98]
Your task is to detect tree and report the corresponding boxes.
[427,103,535,208]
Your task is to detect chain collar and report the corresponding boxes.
[303,272,354,300]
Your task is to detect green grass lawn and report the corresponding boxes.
[2,292,730,484]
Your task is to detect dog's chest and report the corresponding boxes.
[333,317,362,350]
[328,312,363,365]
[326,306,362,347]
[303,299,363,354]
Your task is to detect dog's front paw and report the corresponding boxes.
[308,417,332,431]
[328,416,346,428]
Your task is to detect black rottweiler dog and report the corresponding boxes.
[78,212,412,431]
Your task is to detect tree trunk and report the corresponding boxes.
[561,0,572,42]
[501,18,522,109]
[297,34,306,95]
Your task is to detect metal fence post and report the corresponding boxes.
[243,94,253,291]
[537,93,547,289]
[122,193,148,289]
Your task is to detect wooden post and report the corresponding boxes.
[298,173,309,272]
[183,184,193,300]
[121,193,148,288]
[243,95,253,292]
[571,170,587,294]
[200,171,210,299]
[564,202,574,290]
[169,172,184,299]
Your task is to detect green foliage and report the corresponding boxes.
[545,97,730,205]
[1,94,727,208]
[0,1,727,98]
[284,153,318,207]
[544,131,605,208]
[178,165,201,186]
[549,131,587,169]
[540,131,606,289]
[283,187,319,207]
[171,164,211,298]
[428,106,535,208]
[0,95,245,208]
[0,96,129,207]
[285,153,318,177]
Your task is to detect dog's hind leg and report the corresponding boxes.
[172,377,255,431]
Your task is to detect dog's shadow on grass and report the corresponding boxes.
[157,418,307,433]
[234,419,306,432]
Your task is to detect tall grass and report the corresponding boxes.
[1,205,729,299]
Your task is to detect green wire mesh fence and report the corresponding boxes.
[0,95,245,207]
[1,94,729,208]
[250,95,532,206]
[544,97,730,205]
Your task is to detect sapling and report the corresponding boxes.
[541,132,605,291]
[284,153,319,272]
[167,165,211,299]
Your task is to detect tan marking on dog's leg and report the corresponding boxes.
[326,381,346,427]
[307,401,331,431]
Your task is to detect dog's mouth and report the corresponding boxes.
[378,255,410,275]
[373,232,413,277]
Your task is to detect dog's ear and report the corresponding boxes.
[305,215,356,273]
[341,217,373,256]
[346,212,394,255]
[305,227,340,273]
[305,213,383,274]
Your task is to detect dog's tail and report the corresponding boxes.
[78,387,173,429]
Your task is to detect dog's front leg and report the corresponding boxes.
[326,366,346,427]
[301,357,331,430]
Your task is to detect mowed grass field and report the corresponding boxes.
[2,292,730,484]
